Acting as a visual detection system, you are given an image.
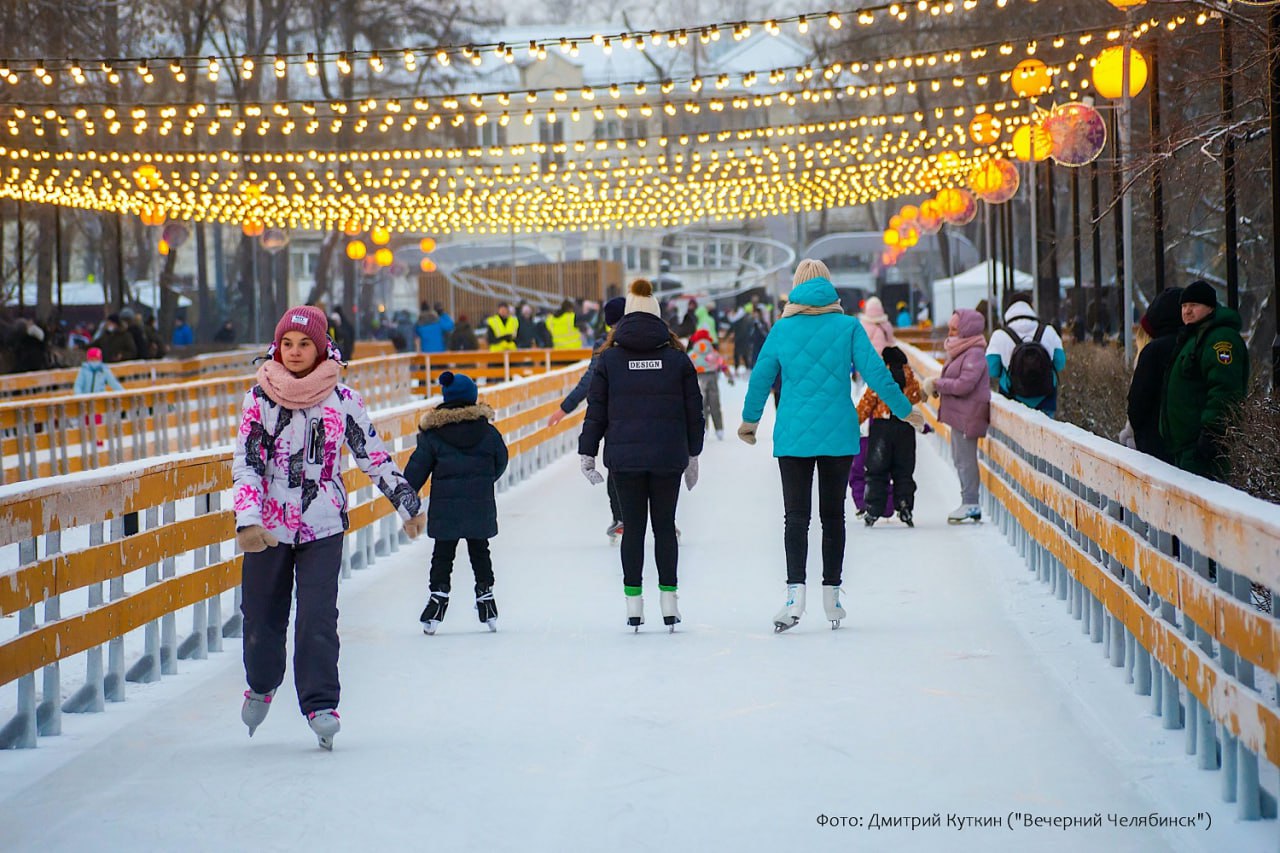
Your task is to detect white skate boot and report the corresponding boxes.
[822,585,847,630]
[773,584,806,633]
[307,709,341,751]
[660,589,681,632]
[241,688,275,737]
[626,593,644,632]
[947,504,982,524]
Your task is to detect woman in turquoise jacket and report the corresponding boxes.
[740,260,920,632]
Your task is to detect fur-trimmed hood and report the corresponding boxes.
[418,402,495,431]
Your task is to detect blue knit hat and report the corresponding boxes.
[603,296,626,327]
[439,371,477,405]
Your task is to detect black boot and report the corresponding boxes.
[475,585,498,631]
[420,591,449,635]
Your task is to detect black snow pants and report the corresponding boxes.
[864,418,917,517]
[241,533,344,716]
[430,538,494,594]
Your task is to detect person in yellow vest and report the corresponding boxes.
[485,303,518,351]
[546,299,584,350]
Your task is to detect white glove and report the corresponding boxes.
[921,376,938,399]
[683,456,699,491]
[904,409,927,433]
[737,421,758,445]
[1118,421,1136,450]
[579,454,604,485]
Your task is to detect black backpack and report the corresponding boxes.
[1004,322,1056,398]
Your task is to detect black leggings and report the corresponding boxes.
[778,455,854,586]
[612,471,682,590]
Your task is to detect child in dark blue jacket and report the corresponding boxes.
[404,371,509,634]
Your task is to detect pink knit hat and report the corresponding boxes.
[273,306,330,362]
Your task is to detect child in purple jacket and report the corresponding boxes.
[921,308,990,523]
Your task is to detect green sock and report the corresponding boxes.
[624,586,643,597]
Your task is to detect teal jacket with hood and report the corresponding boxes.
[742,277,913,457]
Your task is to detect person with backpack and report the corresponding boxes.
[985,298,1066,417]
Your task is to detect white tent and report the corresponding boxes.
[929,261,1033,321]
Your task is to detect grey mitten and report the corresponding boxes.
[579,454,604,485]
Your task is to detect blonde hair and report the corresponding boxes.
[792,258,831,286]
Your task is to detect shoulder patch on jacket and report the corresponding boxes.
[1212,341,1233,365]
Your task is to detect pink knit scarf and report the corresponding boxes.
[944,334,987,363]
[256,359,340,409]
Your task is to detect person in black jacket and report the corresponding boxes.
[404,371,509,634]
[547,297,627,538]
[1121,287,1183,462]
[579,279,704,632]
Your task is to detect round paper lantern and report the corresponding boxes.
[370,226,391,246]
[260,228,290,254]
[1012,124,1053,162]
[161,222,190,250]
[900,224,920,248]
[1011,59,1051,98]
[939,188,978,226]
[342,219,362,236]
[888,214,903,231]
[346,240,367,261]
[917,200,943,235]
[936,150,963,172]
[969,158,1020,204]
[420,258,438,273]
[134,165,160,190]
[157,239,170,256]
[140,204,166,227]
[883,228,901,247]
[900,204,920,222]
[968,113,1001,145]
[1044,102,1108,167]
[374,247,394,267]
[419,237,437,253]
[242,220,265,238]
[1092,45,1148,99]
[1105,0,1146,8]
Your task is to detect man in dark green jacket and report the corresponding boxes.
[1160,281,1249,479]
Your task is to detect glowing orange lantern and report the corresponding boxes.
[1011,59,1051,98]
[420,258,437,273]
[374,248,393,267]
[242,220,265,238]
[346,240,367,261]
[1013,124,1054,162]
[968,114,1001,145]
[371,226,391,246]
[419,237,437,253]
[1092,45,1148,99]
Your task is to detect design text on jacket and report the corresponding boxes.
[628,359,663,370]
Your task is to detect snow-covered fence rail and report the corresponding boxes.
[0,342,399,402]
[0,361,588,749]
[412,348,593,397]
[905,343,1280,823]
[0,354,417,485]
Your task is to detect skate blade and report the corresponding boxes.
[774,618,799,633]
[317,735,333,751]
[485,619,498,632]
[421,621,439,635]
[830,620,842,630]
[947,518,982,525]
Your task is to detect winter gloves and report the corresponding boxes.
[403,513,426,539]
[921,376,939,399]
[1118,421,1136,450]
[737,421,758,445]
[579,454,605,485]
[904,409,927,433]
[237,525,279,553]
[684,456,699,491]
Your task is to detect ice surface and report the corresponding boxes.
[0,382,1268,852]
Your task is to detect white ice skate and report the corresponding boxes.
[606,520,623,544]
[660,589,681,633]
[241,688,275,737]
[773,584,806,633]
[822,586,847,630]
[947,504,982,525]
[626,593,644,632]
[307,709,341,751]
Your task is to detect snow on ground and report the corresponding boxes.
[0,381,1269,852]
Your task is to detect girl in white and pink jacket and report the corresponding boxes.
[233,305,424,749]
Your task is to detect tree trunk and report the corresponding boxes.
[34,206,55,323]
[305,231,341,306]
[158,249,179,347]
